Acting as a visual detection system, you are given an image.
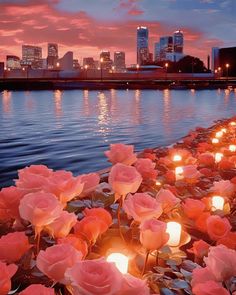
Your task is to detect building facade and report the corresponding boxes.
[100,51,113,70]
[22,45,43,69]
[114,51,125,71]
[47,43,58,69]
[6,55,21,69]
[137,26,149,65]
[173,30,184,54]
[83,57,96,69]
[160,36,173,60]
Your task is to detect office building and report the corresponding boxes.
[160,36,173,60]
[58,51,73,71]
[137,26,149,65]
[6,55,21,69]
[154,42,160,62]
[173,30,184,53]
[83,57,96,69]
[22,45,43,69]
[47,43,58,69]
[114,51,125,71]
[212,46,236,76]
[100,51,113,70]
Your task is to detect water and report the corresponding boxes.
[0,88,236,188]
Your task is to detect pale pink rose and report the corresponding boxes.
[182,198,205,219]
[108,163,142,199]
[0,261,18,295]
[198,153,215,167]
[188,240,210,259]
[19,192,63,234]
[118,274,150,295]
[0,232,31,263]
[193,280,230,295]
[140,219,169,250]
[191,267,216,288]
[36,243,82,284]
[46,171,84,204]
[206,215,231,241]
[65,258,123,295]
[211,180,235,198]
[123,193,162,223]
[19,284,55,295]
[155,189,180,213]
[134,158,157,180]
[45,211,77,238]
[182,165,201,182]
[0,186,25,220]
[83,208,112,231]
[79,173,100,197]
[18,164,53,178]
[105,143,137,166]
[204,244,236,281]
[58,234,88,258]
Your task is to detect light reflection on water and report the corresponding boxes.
[0,88,236,188]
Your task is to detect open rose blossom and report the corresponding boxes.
[204,244,236,281]
[0,186,25,220]
[19,192,63,234]
[198,153,215,167]
[0,261,18,295]
[19,284,55,295]
[140,219,169,251]
[134,158,157,180]
[155,189,180,213]
[182,198,205,219]
[83,208,112,231]
[58,234,88,258]
[210,180,235,198]
[36,243,82,284]
[217,232,236,250]
[123,193,162,223]
[192,280,230,295]
[0,232,31,263]
[195,212,211,233]
[105,143,137,166]
[191,267,216,288]
[45,211,77,238]
[79,173,100,197]
[118,274,150,295]
[65,258,123,295]
[182,165,201,183]
[108,163,142,199]
[188,240,210,259]
[206,215,231,241]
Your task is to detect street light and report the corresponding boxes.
[218,67,221,78]
[85,64,88,79]
[165,63,168,80]
[100,57,104,81]
[226,63,230,81]
[136,64,140,79]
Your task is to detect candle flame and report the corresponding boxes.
[166,222,182,247]
[106,253,128,274]
[212,196,225,211]
[173,154,182,162]
[212,138,219,144]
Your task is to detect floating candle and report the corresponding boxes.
[221,128,227,133]
[175,166,184,180]
[212,138,219,144]
[229,145,236,152]
[229,121,236,126]
[173,154,182,162]
[106,253,128,274]
[166,222,182,247]
[215,153,223,163]
[212,196,225,211]
[215,131,223,138]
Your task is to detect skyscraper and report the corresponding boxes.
[114,51,125,71]
[137,26,149,65]
[173,30,184,53]
[47,43,58,69]
[100,51,113,70]
[22,45,43,69]
[154,42,160,62]
[160,36,173,60]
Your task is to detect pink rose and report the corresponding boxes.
[123,193,162,223]
[108,163,142,199]
[191,267,216,288]
[58,234,88,258]
[204,244,236,281]
[134,158,157,180]
[0,261,18,295]
[198,153,215,167]
[217,232,236,250]
[105,143,137,166]
[182,165,200,183]
[140,219,169,251]
[206,215,231,241]
[65,258,123,295]
[36,243,82,284]
[0,232,31,263]
[118,274,150,295]
[193,280,230,295]
[45,211,77,238]
[195,212,211,233]
[18,164,53,178]
[19,284,55,295]
[211,180,235,198]
[0,186,25,220]
[79,173,100,197]
[83,208,112,231]
[182,198,205,219]
[188,240,210,259]
[155,189,180,213]
[19,192,63,234]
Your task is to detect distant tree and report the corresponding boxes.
[176,55,209,73]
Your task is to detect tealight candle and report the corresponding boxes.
[166,222,182,247]
[175,166,184,180]
[215,131,223,138]
[229,121,236,126]
[173,154,182,162]
[212,196,225,211]
[106,253,128,274]
[221,128,227,133]
[215,152,223,163]
[212,138,219,144]
[155,181,162,186]
[229,145,236,152]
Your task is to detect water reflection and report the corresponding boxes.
[2,90,12,114]
[97,92,110,141]
[53,90,62,117]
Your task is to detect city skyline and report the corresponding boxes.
[0,0,235,64]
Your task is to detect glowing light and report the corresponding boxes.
[212,138,219,144]
[221,128,227,133]
[173,155,182,162]
[229,121,236,126]
[212,196,224,211]
[155,181,162,186]
[175,166,184,180]
[106,253,128,274]
[229,145,236,152]
[215,131,223,138]
[166,222,182,247]
[215,153,223,163]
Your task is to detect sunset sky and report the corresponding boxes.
[0,0,235,65]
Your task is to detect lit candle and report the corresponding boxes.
[229,121,236,126]
[173,154,182,162]
[166,222,182,247]
[212,196,225,211]
[106,253,128,274]
[155,181,162,186]
[212,138,219,144]
[229,145,236,152]
[215,131,223,138]
[175,166,184,180]
[215,152,223,163]
[221,128,227,133]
